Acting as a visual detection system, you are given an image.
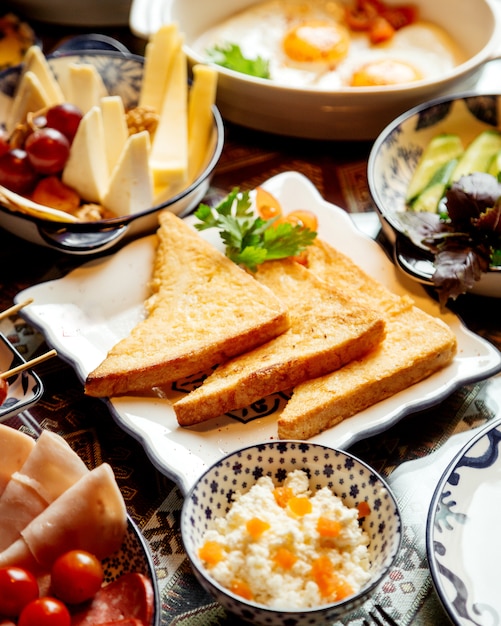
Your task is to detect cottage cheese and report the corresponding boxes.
[198,469,371,609]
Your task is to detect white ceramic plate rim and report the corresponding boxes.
[426,417,501,626]
[15,171,501,494]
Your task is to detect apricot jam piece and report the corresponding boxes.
[199,540,224,566]
[246,517,270,539]
[273,486,294,508]
[288,495,312,517]
[273,547,297,570]
[357,501,371,518]
[230,578,254,600]
[311,555,354,600]
[317,516,342,538]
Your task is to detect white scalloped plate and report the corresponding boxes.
[15,172,501,494]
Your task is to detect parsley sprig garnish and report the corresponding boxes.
[206,43,271,79]
[194,188,317,272]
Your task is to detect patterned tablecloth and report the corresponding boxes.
[1,20,501,626]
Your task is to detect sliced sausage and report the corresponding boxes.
[71,573,154,626]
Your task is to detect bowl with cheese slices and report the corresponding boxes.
[0,28,224,255]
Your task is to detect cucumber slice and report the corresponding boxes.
[410,158,458,213]
[406,133,463,202]
[488,149,501,178]
[451,129,501,182]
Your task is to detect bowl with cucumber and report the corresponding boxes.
[368,92,501,305]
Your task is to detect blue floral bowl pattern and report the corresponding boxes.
[181,441,402,626]
[0,331,43,421]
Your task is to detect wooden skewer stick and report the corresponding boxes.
[0,298,34,321]
[0,349,57,379]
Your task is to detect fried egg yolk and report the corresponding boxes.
[282,19,350,64]
[350,58,422,86]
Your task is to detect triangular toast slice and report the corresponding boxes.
[173,257,386,426]
[84,211,290,397]
[277,240,457,440]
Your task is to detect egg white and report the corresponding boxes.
[192,0,466,89]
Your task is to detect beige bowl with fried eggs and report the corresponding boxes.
[130,0,501,140]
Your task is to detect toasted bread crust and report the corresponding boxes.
[277,240,457,439]
[84,211,290,397]
[174,258,385,426]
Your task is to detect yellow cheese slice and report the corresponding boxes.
[187,64,218,182]
[139,23,182,113]
[23,46,65,106]
[100,95,129,174]
[149,44,188,190]
[62,105,109,203]
[102,130,154,216]
[6,70,51,133]
[63,63,108,114]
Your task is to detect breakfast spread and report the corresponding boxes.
[198,468,371,608]
[0,24,217,222]
[193,0,464,88]
[83,187,457,439]
[0,424,153,625]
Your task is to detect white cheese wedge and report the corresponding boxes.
[139,23,182,113]
[6,70,51,133]
[63,63,108,114]
[149,44,188,190]
[102,130,154,216]
[22,46,65,106]
[100,95,129,174]
[187,64,218,182]
[62,105,109,203]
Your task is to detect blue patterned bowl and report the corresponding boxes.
[368,92,501,298]
[0,331,43,421]
[0,47,224,255]
[181,441,402,626]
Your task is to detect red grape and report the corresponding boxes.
[0,149,37,194]
[25,128,70,175]
[46,103,83,143]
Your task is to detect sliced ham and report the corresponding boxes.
[0,463,127,574]
[0,424,35,496]
[0,429,88,550]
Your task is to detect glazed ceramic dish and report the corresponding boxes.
[108,515,161,625]
[182,441,402,626]
[130,0,501,140]
[0,45,224,255]
[0,331,43,421]
[427,418,501,626]
[15,172,501,493]
[368,91,501,298]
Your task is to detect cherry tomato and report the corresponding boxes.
[50,550,104,605]
[18,597,70,626]
[0,149,37,194]
[255,186,282,220]
[273,209,318,232]
[46,103,83,144]
[25,128,70,175]
[0,566,38,617]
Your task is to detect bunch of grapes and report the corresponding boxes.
[0,103,83,195]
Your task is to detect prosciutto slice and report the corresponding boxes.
[0,429,88,550]
[0,463,127,574]
[0,425,35,496]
